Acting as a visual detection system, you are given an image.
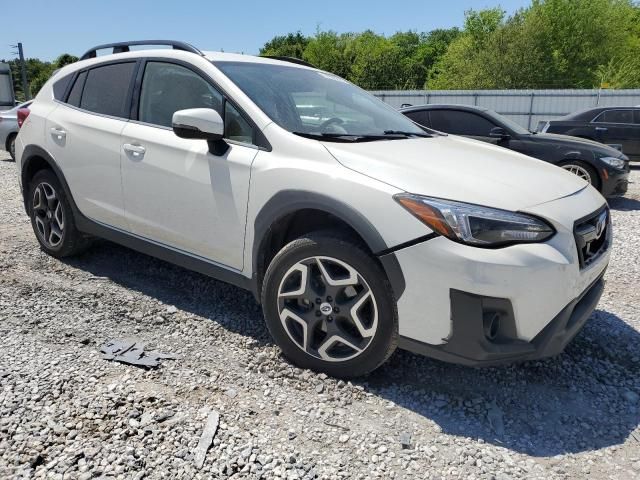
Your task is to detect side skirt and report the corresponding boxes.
[76,216,254,293]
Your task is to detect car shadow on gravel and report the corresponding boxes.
[365,309,640,457]
[609,195,640,211]
[61,240,271,343]
[62,241,639,458]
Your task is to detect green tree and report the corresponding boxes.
[260,27,460,89]
[1,53,78,101]
[303,31,356,79]
[259,32,309,59]
[429,0,640,89]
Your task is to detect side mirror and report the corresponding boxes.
[172,108,228,155]
[489,126,510,140]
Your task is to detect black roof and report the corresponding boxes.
[559,106,640,121]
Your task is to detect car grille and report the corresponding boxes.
[574,207,610,269]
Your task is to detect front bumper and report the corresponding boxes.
[601,168,629,197]
[389,185,610,366]
[398,274,604,366]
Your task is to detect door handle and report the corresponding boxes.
[123,143,146,157]
[50,127,66,139]
[595,127,608,133]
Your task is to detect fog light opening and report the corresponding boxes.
[483,312,500,341]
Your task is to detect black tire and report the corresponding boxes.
[560,160,601,190]
[261,233,398,378]
[7,133,17,161]
[27,169,91,258]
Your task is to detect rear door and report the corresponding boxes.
[45,61,137,230]
[592,109,636,156]
[120,60,257,270]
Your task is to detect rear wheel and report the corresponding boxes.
[7,133,16,160]
[261,233,398,378]
[28,170,91,257]
[560,161,600,190]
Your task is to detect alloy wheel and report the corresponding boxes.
[277,256,378,362]
[562,164,592,184]
[32,182,65,248]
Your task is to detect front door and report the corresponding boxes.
[120,61,258,270]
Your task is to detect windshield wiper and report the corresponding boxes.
[383,130,433,138]
[292,132,403,142]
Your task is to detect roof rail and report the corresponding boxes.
[80,40,203,61]
[262,56,316,68]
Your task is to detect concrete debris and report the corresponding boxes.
[194,411,220,469]
[399,431,412,449]
[100,339,177,368]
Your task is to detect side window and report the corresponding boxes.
[224,101,253,144]
[429,110,496,136]
[53,73,73,101]
[66,71,87,107]
[80,62,136,117]
[594,109,634,124]
[405,110,431,128]
[139,62,223,128]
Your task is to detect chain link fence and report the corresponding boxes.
[371,89,640,130]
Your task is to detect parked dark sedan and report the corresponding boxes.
[401,104,630,197]
[539,107,640,162]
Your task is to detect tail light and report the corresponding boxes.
[17,108,30,128]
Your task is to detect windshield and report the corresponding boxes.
[214,61,426,138]
[486,110,531,135]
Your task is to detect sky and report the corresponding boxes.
[1,0,531,61]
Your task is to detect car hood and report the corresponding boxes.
[529,132,622,156]
[323,135,588,211]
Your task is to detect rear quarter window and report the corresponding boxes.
[66,71,87,107]
[52,73,73,101]
[79,62,136,118]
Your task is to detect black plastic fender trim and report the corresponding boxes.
[252,190,407,301]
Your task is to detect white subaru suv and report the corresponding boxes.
[16,41,611,377]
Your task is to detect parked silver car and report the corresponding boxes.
[0,101,32,160]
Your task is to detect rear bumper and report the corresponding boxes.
[398,274,604,366]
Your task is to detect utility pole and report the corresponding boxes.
[10,42,30,101]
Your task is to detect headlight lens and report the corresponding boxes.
[599,156,626,170]
[394,194,555,247]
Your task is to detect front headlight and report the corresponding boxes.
[394,194,555,247]
[599,156,626,170]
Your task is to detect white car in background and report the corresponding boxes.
[0,101,32,159]
[15,41,611,377]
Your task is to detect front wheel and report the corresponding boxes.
[261,233,398,378]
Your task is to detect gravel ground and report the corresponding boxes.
[0,150,639,480]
